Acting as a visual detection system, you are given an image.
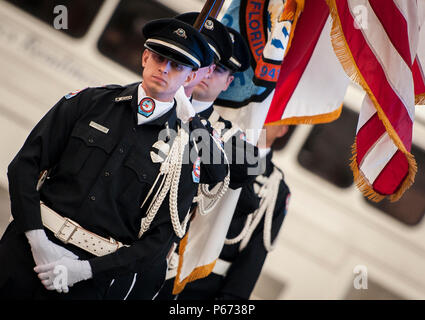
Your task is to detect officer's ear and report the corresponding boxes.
[141,49,150,68]
[223,74,234,91]
[184,70,197,86]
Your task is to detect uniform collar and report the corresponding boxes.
[114,82,177,128]
[197,104,214,120]
[258,147,271,159]
[191,98,214,114]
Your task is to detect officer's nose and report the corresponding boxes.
[205,64,215,79]
[159,60,172,74]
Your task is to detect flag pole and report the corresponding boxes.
[193,0,226,31]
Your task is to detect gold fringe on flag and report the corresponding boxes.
[416,93,425,106]
[270,104,342,125]
[326,0,417,202]
[172,232,217,295]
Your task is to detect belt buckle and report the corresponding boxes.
[55,218,79,244]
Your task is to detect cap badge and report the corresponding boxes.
[138,97,155,117]
[204,20,214,30]
[174,28,187,39]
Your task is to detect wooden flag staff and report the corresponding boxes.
[193,0,226,31]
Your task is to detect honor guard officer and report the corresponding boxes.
[115,19,259,301]
[0,17,228,299]
[176,14,259,190]
[176,12,233,99]
[164,124,291,300]
[156,26,266,300]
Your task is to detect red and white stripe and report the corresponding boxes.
[265,1,349,125]
[332,0,421,200]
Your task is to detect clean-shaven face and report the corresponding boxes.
[141,49,195,101]
[184,64,216,94]
[192,65,234,102]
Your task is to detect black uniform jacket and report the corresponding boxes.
[6,82,228,283]
[198,106,259,189]
[178,151,290,300]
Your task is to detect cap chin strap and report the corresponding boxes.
[207,43,221,61]
[229,56,241,68]
[224,167,282,252]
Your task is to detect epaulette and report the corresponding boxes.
[101,84,124,90]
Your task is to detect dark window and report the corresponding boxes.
[297,107,357,188]
[5,0,104,38]
[364,145,425,226]
[98,0,178,74]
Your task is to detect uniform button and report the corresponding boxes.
[142,173,147,179]
[132,127,136,132]
[104,171,110,177]
[119,147,124,154]
[89,195,96,201]
[88,137,94,144]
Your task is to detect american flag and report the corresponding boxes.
[324,0,425,202]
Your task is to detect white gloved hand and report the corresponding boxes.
[34,257,92,293]
[175,86,196,123]
[25,229,79,266]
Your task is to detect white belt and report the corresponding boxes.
[40,202,128,257]
[165,253,231,280]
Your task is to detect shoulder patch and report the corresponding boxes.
[64,87,87,99]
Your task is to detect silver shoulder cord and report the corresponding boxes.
[138,124,191,239]
[224,168,283,252]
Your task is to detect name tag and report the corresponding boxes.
[115,95,133,102]
[89,121,109,134]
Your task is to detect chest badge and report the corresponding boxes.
[150,140,170,163]
[192,156,201,183]
[212,129,223,147]
[239,132,247,141]
[138,97,155,117]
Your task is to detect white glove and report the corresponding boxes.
[25,229,79,266]
[175,86,196,123]
[34,257,92,293]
